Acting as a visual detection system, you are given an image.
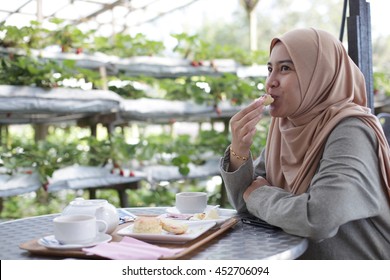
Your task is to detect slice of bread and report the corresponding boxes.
[161,218,188,235]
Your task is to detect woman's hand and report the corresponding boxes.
[229,97,265,171]
[243,176,270,201]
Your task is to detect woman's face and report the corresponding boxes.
[266,42,301,118]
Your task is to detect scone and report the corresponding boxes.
[191,213,206,220]
[133,216,162,234]
[263,94,274,106]
[161,218,188,235]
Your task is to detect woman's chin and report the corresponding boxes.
[269,106,277,117]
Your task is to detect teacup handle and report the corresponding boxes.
[96,220,108,234]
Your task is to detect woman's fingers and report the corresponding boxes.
[231,99,263,129]
[231,100,263,137]
[231,98,263,122]
[229,97,268,156]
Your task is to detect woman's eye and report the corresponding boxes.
[267,66,273,74]
[281,65,290,71]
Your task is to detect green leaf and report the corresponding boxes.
[62,59,76,68]
[179,166,190,176]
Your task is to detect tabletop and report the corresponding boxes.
[0,207,308,260]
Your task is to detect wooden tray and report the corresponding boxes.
[19,217,238,260]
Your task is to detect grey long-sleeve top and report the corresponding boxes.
[220,117,390,259]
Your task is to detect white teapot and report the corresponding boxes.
[62,198,118,234]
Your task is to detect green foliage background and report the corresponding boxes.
[1,0,389,220]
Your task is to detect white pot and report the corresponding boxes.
[62,198,118,234]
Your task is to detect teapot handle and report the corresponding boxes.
[95,206,105,219]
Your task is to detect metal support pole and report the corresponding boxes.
[36,0,43,22]
[347,0,374,112]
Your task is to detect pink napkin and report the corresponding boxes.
[82,237,184,260]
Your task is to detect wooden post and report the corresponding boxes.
[241,0,260,51]
[34,124,48,142]
[0,125,3,146]
[249,9,258,51]
[347,0,374,112]
[36,0,43,22]
[99,66,108,91]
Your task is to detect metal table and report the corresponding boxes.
[0,207,308,260]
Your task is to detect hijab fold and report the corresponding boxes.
[264,28,390,200]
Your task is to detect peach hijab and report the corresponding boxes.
[264,28,390,199]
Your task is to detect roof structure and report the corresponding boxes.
[0,0,200,36]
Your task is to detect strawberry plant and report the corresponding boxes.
[0,56,71,87]
[0,20,50,51]
[89,33,165,57]
[48,18,93,53]
[170,32,268,65]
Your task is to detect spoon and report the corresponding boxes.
[207,205,220,212]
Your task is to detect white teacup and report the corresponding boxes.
[175,192,208,214]
[53,214,107,245]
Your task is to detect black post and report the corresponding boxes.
[347,0,374,112]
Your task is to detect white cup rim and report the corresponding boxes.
[176,192,207,197]
[175,192,208,214]
[54,214,95,223]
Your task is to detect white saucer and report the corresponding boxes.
[38,233,112,250]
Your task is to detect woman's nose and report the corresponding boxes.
[266,78,279,90]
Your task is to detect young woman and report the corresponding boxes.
[220,28,390,259]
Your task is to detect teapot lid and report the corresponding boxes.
[69,198,108,206]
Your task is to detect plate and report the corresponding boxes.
[117,220,216,243]
[165,206,236,225]
[166,205,236,215]
[38,233,112,250]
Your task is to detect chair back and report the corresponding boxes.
[377,113,390,145]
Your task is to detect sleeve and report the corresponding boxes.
[219,146,267,213]
[245,118,384,241]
